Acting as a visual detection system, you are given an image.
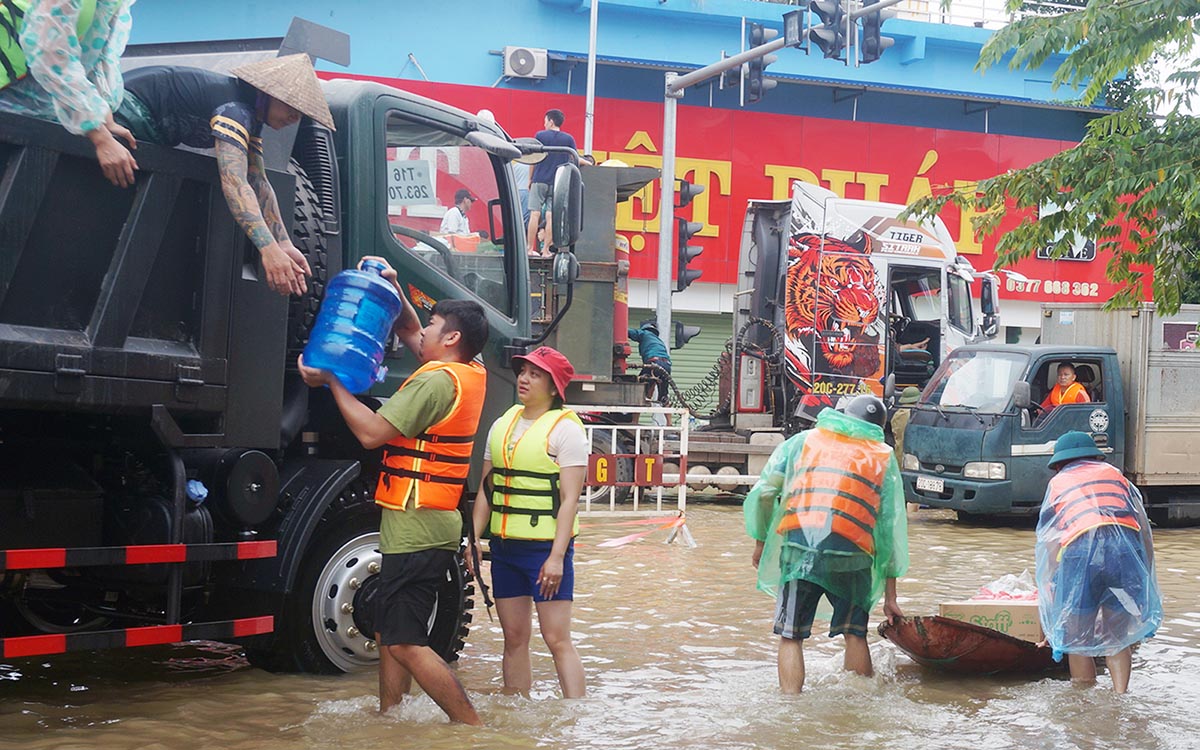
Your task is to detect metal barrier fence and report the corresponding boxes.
[571,404,695,546]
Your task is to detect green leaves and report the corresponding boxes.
[920,0,1200,313]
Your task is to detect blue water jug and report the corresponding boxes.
[302,259,403,394]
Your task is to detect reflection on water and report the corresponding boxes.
[3,507,1200,750]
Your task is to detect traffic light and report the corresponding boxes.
[745,23,778,104]
[718,51,741,90]
[860,0,896,64]
[809,0,847,60]
[676,177,705,209]
[674,320,702,350]
[675,217,703,292]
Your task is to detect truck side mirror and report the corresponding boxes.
[552,250,579,286]
[551,163,583,249]
[980,276,1000,337]
[883,373,896,400]
[1012,381,1031,408]
[465,130,522,161]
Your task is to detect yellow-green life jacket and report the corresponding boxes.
[1,0,97,89]
[488,404,583,541]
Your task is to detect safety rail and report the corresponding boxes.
[573,404,689,512]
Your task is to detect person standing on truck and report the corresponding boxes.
[111,55,336,297]
[526,108,575,257]
[744,395,907,693]
[1036,431,1162,694]
[1041,363,1090,411]
[468,346,588,698]
[438,188,475,235]
[0,0,139,187]
[297,256,488,725]
[628,321,671,407]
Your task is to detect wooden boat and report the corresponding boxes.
[878,615,1064,675]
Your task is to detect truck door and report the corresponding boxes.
[887,266,943,390]
[371,103,525,417]
[1011,357,1117,505]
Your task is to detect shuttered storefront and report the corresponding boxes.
[629,309,731,412]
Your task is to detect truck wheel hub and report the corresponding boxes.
[310,531,382,671]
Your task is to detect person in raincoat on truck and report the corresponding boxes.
[1036,431,1162,693]
[744,395,908,693]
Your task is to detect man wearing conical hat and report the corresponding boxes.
[113,54,335,297]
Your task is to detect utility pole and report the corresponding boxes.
[654,35,788,339]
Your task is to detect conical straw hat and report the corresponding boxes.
[232,54,335,131]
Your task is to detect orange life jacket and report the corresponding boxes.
[1047,382,1088,406]
[775,428,891,555]
[375,360,487,511]
[1047,461,1140,549]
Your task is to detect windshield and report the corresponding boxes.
[921,350,1029,411]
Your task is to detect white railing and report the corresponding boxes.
[571,404,695,546]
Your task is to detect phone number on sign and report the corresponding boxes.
[1006,278,1100,297]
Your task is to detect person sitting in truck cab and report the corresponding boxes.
[1041,363,1091,411]
[0,0,139,187]
[112,55,336,297]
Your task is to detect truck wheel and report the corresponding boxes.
[286,160,329,361]
[245,489,474,674]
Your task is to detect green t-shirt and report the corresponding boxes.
[376,368,464,554]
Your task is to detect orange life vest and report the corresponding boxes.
[775,428,891,555]
[375,360,487,511]
[1047,461,1140,549]
[1047,382,1088,406]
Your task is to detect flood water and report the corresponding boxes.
[3,506,1199,750]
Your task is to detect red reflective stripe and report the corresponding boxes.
[232,616,274,637]
[124,625,182,647]
[125,544,187,565]
[4,633,66,658]
[236,541,277,560]
[4,548,67,570]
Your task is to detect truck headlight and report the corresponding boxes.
[902,453,919,471]
[963,462,1006,480]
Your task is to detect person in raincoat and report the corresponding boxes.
[744,394,908,693]
[1036,431,1162,693]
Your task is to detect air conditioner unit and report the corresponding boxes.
[503,46,548,79]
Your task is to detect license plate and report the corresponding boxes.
[916,475,944,493]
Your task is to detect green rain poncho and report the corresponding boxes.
[743,408,908,615]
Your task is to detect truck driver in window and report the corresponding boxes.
[1042,363,1090,411]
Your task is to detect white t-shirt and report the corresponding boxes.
[483,412,590,468]
[439,206,470,234]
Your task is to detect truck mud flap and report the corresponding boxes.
[0,541,276,571]
[1,616,274,659]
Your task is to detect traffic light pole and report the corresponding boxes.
[655,37,786,338]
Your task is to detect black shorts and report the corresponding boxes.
[375,549,456,647]
[774,575,871,641]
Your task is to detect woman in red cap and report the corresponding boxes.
[469,346,589,698]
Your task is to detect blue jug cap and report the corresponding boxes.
[360,259,388,276]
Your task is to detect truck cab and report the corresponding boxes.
[900,344,1123,516]
[731,181,1000,435]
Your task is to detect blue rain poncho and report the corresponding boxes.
[743,408,908,615]
[1035,459,1163,661]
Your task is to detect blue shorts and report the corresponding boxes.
[489,537,574,602]
[1057,525,1147,617]
[774,574,871,641]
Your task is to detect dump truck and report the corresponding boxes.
[900,303,1200,525]
[0,22,663,670]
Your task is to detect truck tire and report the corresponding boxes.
[286,160,329,362]
[245,487,474,674]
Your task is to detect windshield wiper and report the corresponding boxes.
[959,404,986,425]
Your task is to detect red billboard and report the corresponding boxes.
[336,74,1133,304]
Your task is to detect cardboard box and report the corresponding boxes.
[939,601,1044,643]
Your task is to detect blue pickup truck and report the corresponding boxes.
[900,303,1200,526]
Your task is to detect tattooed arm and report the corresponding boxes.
[248,147,312,286]
[215,139,308,296]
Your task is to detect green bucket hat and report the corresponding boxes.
[1048,430,1103,470]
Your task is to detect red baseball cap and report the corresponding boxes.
[511,346,575,398]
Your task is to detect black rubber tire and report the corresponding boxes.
[245,487,474,674]
[285,159,329,364]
